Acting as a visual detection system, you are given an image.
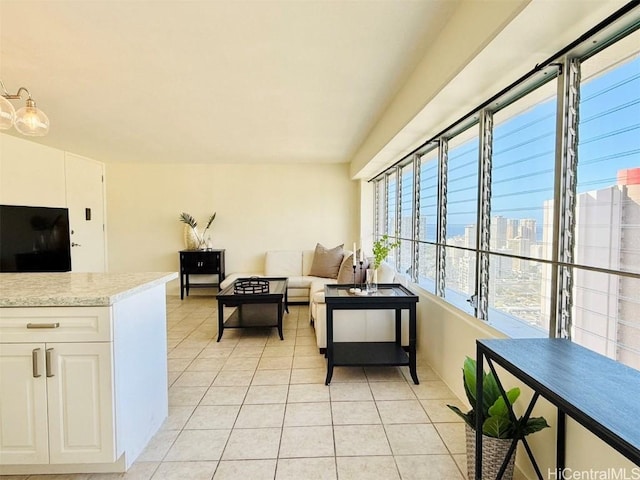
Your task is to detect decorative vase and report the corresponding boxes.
[465,424,516,480]
[183,225,200,250]
[365,268,378,293]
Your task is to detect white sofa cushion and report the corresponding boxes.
[377,262,396,283]
[219,272,261,290]
[265,250,303,276]
[287,275,316,289]
[302,250,315,275]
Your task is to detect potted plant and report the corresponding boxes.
[179,212,216,250]
[448,356,549,480]
[365,234,400,292]
[372,234,400,269]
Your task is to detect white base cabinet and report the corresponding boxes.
[0,343,114,465]
[0,343,49,465]
[0,284,168,474]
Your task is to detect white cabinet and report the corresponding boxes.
[47,342,114,464]
[0,309,115,466]
[0,282,169,474]
[0,344,49,465]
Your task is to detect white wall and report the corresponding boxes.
[0,134,66,207]
[105,162,358,293]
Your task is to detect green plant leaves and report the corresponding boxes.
[456,356,549,439]
[522,417,550,436]
[483,416,514,439]
[372,234,400,269]
[179,212,198,228]
[488,387,520,418]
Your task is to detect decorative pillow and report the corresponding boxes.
[336,250,369,284]
[308,243,344,279]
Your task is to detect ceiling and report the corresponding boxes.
[1,1,632,178]
[0,0,460,166]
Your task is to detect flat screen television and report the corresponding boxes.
[0,204,72,272]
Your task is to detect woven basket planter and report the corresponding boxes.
[465,424,516,480]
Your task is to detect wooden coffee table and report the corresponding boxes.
[216,277,288,341]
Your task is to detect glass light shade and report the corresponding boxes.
[0,96,16,130]
[14,101,49,136]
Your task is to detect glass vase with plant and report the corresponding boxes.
[372,234,400,269]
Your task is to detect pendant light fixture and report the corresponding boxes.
[0,80,50,136]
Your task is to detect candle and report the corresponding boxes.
[360,248,364,262]
[353,243,357,265]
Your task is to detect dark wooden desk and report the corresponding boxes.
[324,283,419,386]
[179,249,225,299]
[476,338,640,480]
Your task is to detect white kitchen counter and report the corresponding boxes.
[0,272,178,307]
[0,272,176,474]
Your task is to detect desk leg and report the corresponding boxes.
[284,290,289,314]
[185,273,190,297]
[408,306,419,385]
[475,344,484,480]
[216,301,224,342]
[180,272,185,300]
[277,300,284,340]
[325,306,334,385]
[557,409,566,473]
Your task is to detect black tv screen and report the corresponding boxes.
[0,204,72,272]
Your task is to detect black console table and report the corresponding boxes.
[179,249,225,299]
[476,338,640,480]
[324,283,419,386]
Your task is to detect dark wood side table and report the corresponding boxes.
[475,338,640,480]
[324,283,419,386]
[179,249,225,299]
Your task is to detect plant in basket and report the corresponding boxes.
[448,356,549,480]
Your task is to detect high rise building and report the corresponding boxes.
[541,168,640,369]
[490,215,508,249]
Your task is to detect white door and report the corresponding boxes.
[0,343,49,464]
[65,153,106,272]
[46,342,115,464]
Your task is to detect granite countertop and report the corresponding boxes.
[0,272,178,307]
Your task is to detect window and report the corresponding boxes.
[444,131,479,314]
[370,5,640,368]
[417,151,438,292]
[574,31,640,369]
[488,81,557,333]
[399,163,414,276]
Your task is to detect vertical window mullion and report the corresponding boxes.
[395,165,402,272]
[553,56,581,339]
[477,110,494,320]
[436,138,448,297]
[412,155,421,283]
[384,174,390,238]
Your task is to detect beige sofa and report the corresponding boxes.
[219,249,342,303]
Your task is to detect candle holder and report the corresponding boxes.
[359,261,364,289]
[349,264,362,293]
[352,265,357,289]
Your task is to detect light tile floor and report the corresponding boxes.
[1,295,470,480]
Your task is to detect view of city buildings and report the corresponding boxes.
[441,167,640,370]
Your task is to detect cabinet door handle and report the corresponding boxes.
[46,348,55,377]
[32,348,42,378]
[27,322,60,329]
